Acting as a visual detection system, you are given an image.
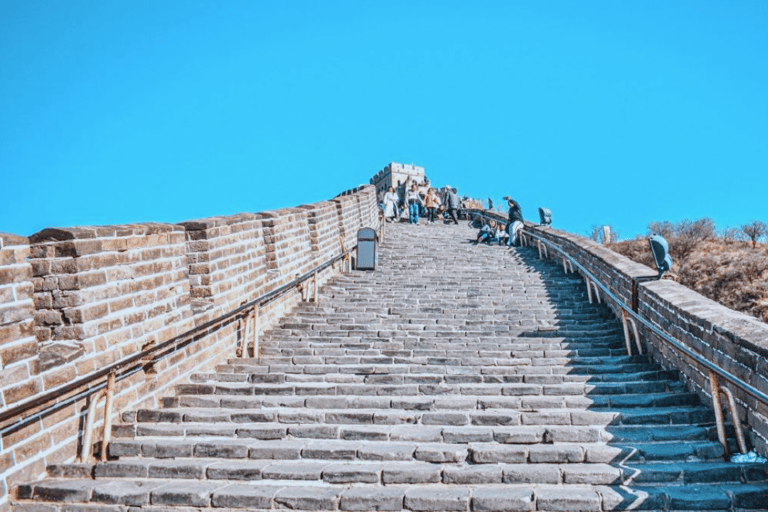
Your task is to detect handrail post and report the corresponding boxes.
[253,305,260,359]
[584,277,593,304]
[79,390,106,462]
[621,310,634,355]
[313,271,319,305]
[720,386,748,455]
[709,371,729,457]
[100,371,116,462]
[627,316,641,354]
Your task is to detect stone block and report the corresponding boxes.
[471,488,535,511]
[470,444,527,463]
[382,463,441,484]
[502,464,561,484]
[404,488,469,511]
[322,463,380,483]
[535,486,601,511]
[150,482,220,507]
[340,487,404,511]
[211,484,282,509]
[273,486,340,510]
[442,465,502,484]
[261,462,328,481]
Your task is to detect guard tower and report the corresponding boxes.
[370,162,425,198]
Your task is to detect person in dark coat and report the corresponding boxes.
[505,197,523,223]
[505,197,524,246]
[444,187,461,225]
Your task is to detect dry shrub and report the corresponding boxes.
[610,234,768,323]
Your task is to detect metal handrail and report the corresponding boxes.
[521,228,768,407]
[0,245,357,430]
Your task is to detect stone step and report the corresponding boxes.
[127,403,715,428]
[16,479,768,511]
[194,370,686,388]
[240,354,654,366]
[171,380,688,399]
[113,420,719,444]
[258,339,629,352]
[166,387,698,411]
[106,436,726,464]
[43,458,767,487]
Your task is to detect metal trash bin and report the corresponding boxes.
[356,228,378,270]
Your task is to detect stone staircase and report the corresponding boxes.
[14,222,768,511]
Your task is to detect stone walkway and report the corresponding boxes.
[14,221,768,511]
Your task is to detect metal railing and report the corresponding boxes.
[520,227,768,456]
[0,243,358,458]
[462,208,764,454]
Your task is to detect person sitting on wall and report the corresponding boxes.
[475,219,497,244]
[495,222,510,246]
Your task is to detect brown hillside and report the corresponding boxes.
[609,237,768,323]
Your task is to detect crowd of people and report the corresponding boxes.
[472,198,524,247]
[379,181,525,247]
[380,178,463,225]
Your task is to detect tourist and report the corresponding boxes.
[424,188,441,223]
[383,187,399,222]
[496,222,510,246]
[406,183,424,224]
[505,197,524,246]
[476,219,496,244]
[505,197,523,224]
[444,187,461,225]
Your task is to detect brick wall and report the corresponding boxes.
[525,223,768,456]
[0,185,379,512]
[1,234,36,410]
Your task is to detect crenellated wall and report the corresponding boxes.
[0,185,379,512]
[523,223,768,456]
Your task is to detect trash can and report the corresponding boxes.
[356,228,378,270]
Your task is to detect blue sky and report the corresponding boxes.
[1,1,766,239]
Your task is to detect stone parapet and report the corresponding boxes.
[0,233,36,408]
[332,195,362,253]
[178,213,266,314]
[0,185,379,512]
[298,201,342,264]
[526,224,768,456]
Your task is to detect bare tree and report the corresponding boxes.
[721,227,743,242]
[648,218,716,264]
[589,224,618,244]
[647,220,675,239]
[739,253,768,283]
[741,220,768,248]
[677,218,716,241]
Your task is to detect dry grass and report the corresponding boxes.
[609,237,768,323]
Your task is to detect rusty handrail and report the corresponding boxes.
[520,228,768,408]
[0,244,357,431]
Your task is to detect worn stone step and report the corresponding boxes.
[160,389,697,416]
[172,380,686,400]
[113,421,723,448]
[143,402,715,427]
[47,459,631,486]
[106,436,727,464]
[192,370,685,389]
[45,459,768,487]
[15,479,768,510]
